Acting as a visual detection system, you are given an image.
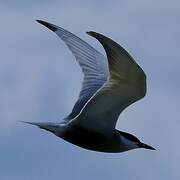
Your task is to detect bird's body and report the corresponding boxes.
[25,121,139,153]
[22,20,155,153]
[57,123,122,153]
[60,126,134,153]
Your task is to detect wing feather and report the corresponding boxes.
[36,20,109,119]
[75,32,146,132]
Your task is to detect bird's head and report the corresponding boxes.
[118,130,156,151]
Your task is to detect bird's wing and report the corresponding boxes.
[36,20,109,120]
[74,32,146,133]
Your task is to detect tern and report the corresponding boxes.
[22,20,155,153]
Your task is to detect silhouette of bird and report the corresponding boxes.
[22,20,155,153]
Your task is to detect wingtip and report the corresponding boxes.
[86,31,95,36]
[36,19,57,32]
[86,31,103,40]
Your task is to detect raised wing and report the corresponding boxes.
[36,20,108,119]
[75,32,146,133]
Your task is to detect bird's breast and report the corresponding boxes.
[58,124,121,152]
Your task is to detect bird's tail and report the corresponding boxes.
[20,121,60,134]
[19,121,46,128]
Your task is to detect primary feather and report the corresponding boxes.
[36,20,109,120]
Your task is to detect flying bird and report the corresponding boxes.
[22,20,155,153]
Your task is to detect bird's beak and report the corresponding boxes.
[140,143,156,150]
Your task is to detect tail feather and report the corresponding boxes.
[20,121,48,128]
[20,121,60,133]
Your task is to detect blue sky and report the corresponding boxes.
[0,0,180,179]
